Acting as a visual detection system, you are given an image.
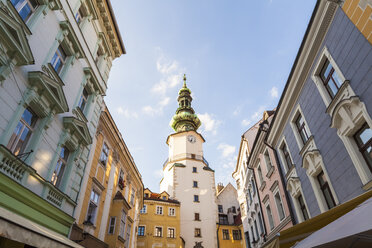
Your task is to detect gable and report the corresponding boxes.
[63,117,92,146]
[0,7,33,65]
[28,70,68,114]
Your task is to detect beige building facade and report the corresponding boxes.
[72,104,143,248]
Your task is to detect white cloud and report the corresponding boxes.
[198,113,220,135]
[142,105,156,116]
[241,119,251,127]
[217,143,236,158]
[152,52,184,95]
[117,106,138,119]
[270,86,279,98]
[240,105,266,127]
[159,97,170,107]
[156,57,179,75]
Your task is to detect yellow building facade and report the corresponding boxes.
[342,0,372,43]
[217,224,245,248]
[71,104,143,248]
[137,189,183,248]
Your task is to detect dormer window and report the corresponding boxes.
[11,0,38,22]
[51,45,67,74]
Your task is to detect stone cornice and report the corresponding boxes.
[267,0,338,146]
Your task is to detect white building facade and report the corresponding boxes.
[160,75,218,248]
[233,128,266,248]
[0,0,124,246]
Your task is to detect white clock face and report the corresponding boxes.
[187,135,196,143]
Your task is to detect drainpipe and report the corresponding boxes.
[247,167,267,242]
[264,140,297,226]
[217,222,220,248]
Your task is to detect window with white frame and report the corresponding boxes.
[274,191,285,221]
[297,194,309,221]
[51,45,67,74]
[78,88,89,112]
[194,228,201,237]
[354,123,372,174]
[312,47,346,107]
[317,171,336,210]
[291,106,312,149]
[125,223,131,246]
[138,226,145,236]
[222,229,229,240]
[258,212,264,235]
[264,149,273,173]
[257,164,264,185]
[254,219,259,240]
[107,217,116,234]
[169,207,176,216]
[168,227,175,238]
[279,138,294,172]
[7,108,37,156]
[156,206,163,215]
[99,142,109,166]
[250,226,255,242]
[140,204,147,214]
[10,0,38,22]
[130,189,135,206]
[295,113,310,145]
[86,190,100,224]
[313,48,372,186]
[119,210,126,238]
[265,203,274,230]
[118,169,124,189]
[51,146,70,188]
[154,226,162,237]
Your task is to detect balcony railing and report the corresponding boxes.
[0,145,75,211]
[0,145,35,183]
[163,153,210,168]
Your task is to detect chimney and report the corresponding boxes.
[217,183,224,194]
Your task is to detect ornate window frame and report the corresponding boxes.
[302,145,339,213]
[313,47,372,188]
[312,46,346,107]
[286,168,311,223]
[290,105,312,151]
[278,136,295,175]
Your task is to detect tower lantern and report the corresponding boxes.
[170,74,201,133]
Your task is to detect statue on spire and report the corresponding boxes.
[170,74,201,133]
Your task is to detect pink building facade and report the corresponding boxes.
[248,111,294,241]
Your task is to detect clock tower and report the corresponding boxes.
[160,75,218,248]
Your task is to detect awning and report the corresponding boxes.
[262,189,372,248]
[0,206,83,248]
[293,197,372,247]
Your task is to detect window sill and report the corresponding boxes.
[259,181,266,191]
[72,107,88,123]
[193,201,200,203]
[362,180,372,191]
[266,166,274,178]
[299,135,315,157]
[117,235,125,243]
[325,80,351,115]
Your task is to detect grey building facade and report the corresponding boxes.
[267,0,372,224]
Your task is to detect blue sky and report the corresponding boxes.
[106,0,317,191]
